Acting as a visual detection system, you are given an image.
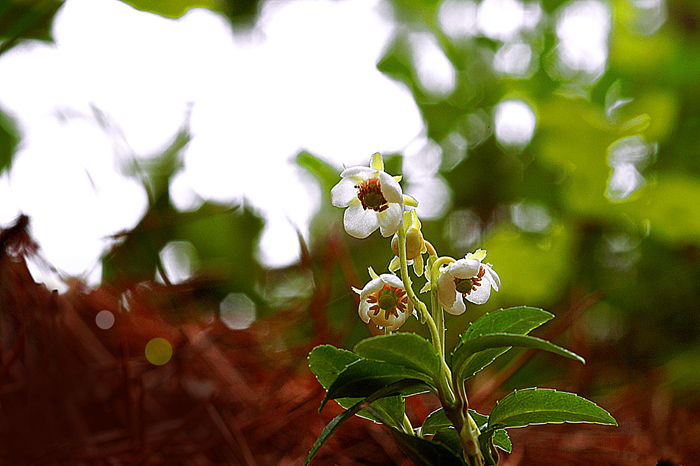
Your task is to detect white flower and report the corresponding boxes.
[331,153,410,239]
[437,250,500,315]
[354,273,413,331]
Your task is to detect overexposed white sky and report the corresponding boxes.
[0,0,424,283]
[0,0,615,288]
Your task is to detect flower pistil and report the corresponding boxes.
[454,266,485,296]
[356,177,389,212]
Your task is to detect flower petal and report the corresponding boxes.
[379,273,404,289]
[377,171,403,204]
[466,282,491,305]
[483,264,500,291]
[344,203,379,239]
[437,272,458,309]
[331,178,360,208]
[449,258,481,279]
[445,295,466,315]
[339,166,374,179]
[377,203,403,237]
[360,276,384,301]
[358,301,371,324]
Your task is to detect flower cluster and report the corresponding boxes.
[331,153,500,331]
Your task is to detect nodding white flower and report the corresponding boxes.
[331,153,415,239]
[437,250,500,315]
[354,273,413,331]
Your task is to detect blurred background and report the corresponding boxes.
[1,0,699,464]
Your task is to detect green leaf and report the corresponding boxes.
[423,409,511,454]
[421,408,451,436]
[453,306,554,354]
[452,333,585,383]
[354,333,442,382]
[492,429,512,453]
[430,428,464,461]
[321,358,432,410]
[308,345,360,390]
[449,307,560,380]
[361,403,465,466]
[487,388,618,430]
[389,428,466,466]
[466,411,511,453]
[308,345,405,427]
[305,380,420,466]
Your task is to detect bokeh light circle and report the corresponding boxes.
[95,310,115,329]
[145,338,173,365]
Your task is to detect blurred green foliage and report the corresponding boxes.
[302,0,700,397]
[2,0,700,397]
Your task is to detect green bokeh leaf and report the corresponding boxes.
[0,108,19,173]
[116,0,259,25]
[117,0,219,18]
[354,333,442,383]
[487,388,618,430]
[0,0,63,53]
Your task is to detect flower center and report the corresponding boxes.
[356,178,389,212]
[454,266,485,295]
[366,284,408,319]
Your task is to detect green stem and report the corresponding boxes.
[429,256,484,466]
[396,227,440,354]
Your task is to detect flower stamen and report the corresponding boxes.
[356,178,389,212]
[366,284,408,319]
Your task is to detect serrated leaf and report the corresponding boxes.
[450,307,554,375]
[487,388,618,430]
[354,333,441,382]
[308,345,405,426]
[305,380,419,466]
[308,345,360,389]
[321,358,432,410]
[465,411,511,453]
[453,307,554,355]
[453,333,584,384]
[492,429,512,453]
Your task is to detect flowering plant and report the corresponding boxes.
[307,154,616,466]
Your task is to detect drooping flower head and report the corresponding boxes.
[331,153,415,239]
[437,249,500,315]
[354,272,413,331]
